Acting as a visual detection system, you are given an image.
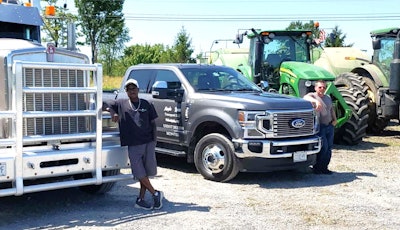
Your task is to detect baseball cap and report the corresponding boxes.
[124,79,139,89]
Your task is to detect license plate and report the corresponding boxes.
[293,151,307,162]
[0,162,6,176]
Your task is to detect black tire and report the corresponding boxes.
[75,169,120,194]
[335,88,369,145]
[363,77,390,134]
[194,134,239,182]
[335,72,368,95]
[334,73,369,145]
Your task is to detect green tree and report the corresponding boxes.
[324,25,353,47]
[111,44,169,76]
[74,0,128,64]
[98,27,130,76]
[113,27,195,75]
[41,0,78,47]
[122,44,166,66]
[159,46,175,63]
[286,20,320,40]
[287,21,352,47]
[172,27,195,63]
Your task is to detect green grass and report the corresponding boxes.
[103,75,123,91]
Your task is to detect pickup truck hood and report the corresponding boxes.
[197,91,313,110]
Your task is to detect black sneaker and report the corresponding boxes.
[153,190,163,210]
[135,198,152,210]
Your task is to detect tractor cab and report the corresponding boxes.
[244,29,336,98]
[371,27,400,79]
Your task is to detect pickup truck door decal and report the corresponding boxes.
[152,98,184,143]
[163,105,182,137]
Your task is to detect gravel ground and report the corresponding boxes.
[1,124,400,230]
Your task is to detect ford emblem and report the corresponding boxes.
[291,118,305,128]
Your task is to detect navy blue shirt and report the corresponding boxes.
[108,98,158,146]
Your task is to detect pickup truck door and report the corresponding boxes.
[120,69,184,144]
[150,70,185,144]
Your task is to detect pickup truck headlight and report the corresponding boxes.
[238,111,265,138]
[314,110,320,133]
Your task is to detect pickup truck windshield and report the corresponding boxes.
[180,67,262,92]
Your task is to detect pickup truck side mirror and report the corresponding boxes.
[259,81,269,90]
[152,81,184,102]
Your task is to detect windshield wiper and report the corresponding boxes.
[229,88,261,92]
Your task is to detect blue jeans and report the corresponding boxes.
[315,124,334,171]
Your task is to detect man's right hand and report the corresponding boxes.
[314,100,323,111]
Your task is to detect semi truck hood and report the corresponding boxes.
[197,91,313,110]
[0,38,89,64]
[0,38,42,57]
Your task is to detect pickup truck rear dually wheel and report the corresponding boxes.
[194,134,239,182]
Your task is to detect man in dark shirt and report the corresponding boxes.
[106,79,163,210]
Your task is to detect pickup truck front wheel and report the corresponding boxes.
[194,134,239,182]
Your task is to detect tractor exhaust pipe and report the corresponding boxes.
[389,31,400,94]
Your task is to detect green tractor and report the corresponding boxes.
[312,28,400,133]
[209,29,369,145]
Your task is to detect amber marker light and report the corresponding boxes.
[45,5,56,16]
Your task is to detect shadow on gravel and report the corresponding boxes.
[334,122,400,151]
[156,154,198,174]
[375,129,400,136]
[229,170,376,189]
[0,179,209,229]
[333,140,388,151]
[155,152,377,192]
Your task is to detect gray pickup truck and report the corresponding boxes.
[106,64,321,182]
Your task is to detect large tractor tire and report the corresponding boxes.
[334,73,369,145]
[362,77,390,134]
[335,72,368,95]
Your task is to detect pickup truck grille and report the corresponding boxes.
[23,68,88,135]
[260,110,315,138]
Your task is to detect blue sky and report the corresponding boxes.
[67,0,399,57]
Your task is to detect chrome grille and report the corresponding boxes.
[261,110,315,137]
[23,68,88,136]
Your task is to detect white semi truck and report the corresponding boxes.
[0,1,130,197]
